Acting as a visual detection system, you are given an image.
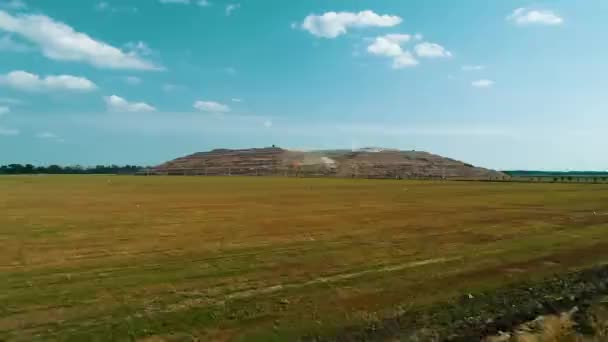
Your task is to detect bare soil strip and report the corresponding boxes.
[310,265,608,341]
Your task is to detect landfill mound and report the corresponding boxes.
[151,147,506,180]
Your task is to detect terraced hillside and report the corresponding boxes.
[152,147,506,180]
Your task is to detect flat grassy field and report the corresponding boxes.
[2,175,608,341]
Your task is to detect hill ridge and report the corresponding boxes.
[152,146,506,179]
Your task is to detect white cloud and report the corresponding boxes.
[0,127,19,136]
[414,42,452,58]
[36,131,64,142]
[124,76,142,85]
[462,65,485,71]
[472,79,494,88]
[0,106,9,115]
[507,8,563,26]
[124,41,153,56]
[159,0,190,4]
[0,10,162,70]
[367,34,418,69]
[301,10,402,38]
[225,3,240,16]
[392,51,419,68]
[0,34,30,52]
[0,0,26,10]
[193,100,230,113]
[367,34,411,57]
[95,2,109,11]
[0,70,97,92]
[36,131,57,139]
[104,95,156,112]
[158,0,210,6]
[95,2,137,13]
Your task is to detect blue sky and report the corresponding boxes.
[0,0,607,170]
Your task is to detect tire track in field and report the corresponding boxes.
[165,256,460,312]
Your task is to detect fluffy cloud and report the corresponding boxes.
[0,70,97,92]
[124,41,153,56]
[367,34,411,57]
[472,79,494,88]
[36,131,64,142]
[367,34,419,69]
[95,2,109,10]
[367,35,450,68]
[0,127,19,136]
[414,42,452,58]
[193,100,230,113]
[95,2,137,13]
[158,0,210,6]
[36,131,57,139]
[0,10,162,70]
[462,65,485,71]
[104,95,156,112]
[392,52,419,68]
[507,8,563,26]
[225,4,240,16]
[302,10,402,38]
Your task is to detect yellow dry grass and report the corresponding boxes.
[2,175,608,340]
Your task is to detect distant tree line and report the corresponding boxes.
[0,164,146,175]
[501,170,608,184]
[504,170,608,177]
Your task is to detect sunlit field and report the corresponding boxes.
[2,175,608,340]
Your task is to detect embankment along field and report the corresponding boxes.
[2,176,608,340]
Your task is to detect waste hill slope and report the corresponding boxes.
[152,147,506,179]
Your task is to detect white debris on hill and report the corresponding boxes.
[320,156,336,167]
[357,147,400,153]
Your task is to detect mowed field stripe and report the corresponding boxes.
[166,257,459,311]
